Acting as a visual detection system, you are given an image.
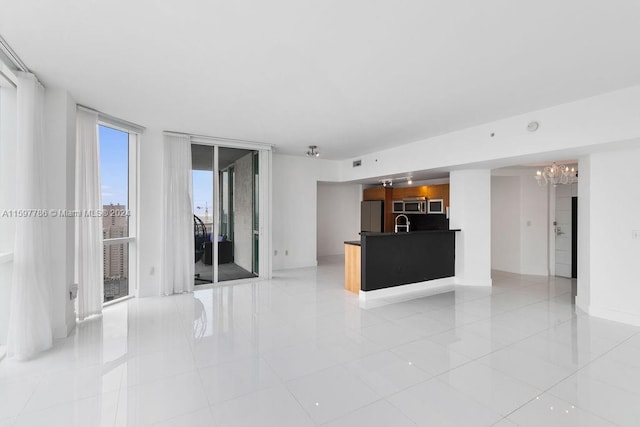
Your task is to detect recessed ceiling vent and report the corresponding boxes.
[353,159,362,167]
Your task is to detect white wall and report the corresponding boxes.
[234,152,253,272]
[450,170,492,286]
[316,183,361,257]
[337,86,640,182]
[491,176,521,273]
[137,130,163,297]
[272,154,340,270]
[582,147,640,325]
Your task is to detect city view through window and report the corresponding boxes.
[100,125,130,302]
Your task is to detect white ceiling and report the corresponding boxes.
[2,1,639,159]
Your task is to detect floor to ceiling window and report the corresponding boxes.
[99,124,137,303]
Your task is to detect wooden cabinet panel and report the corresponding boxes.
[363,187,386,201]
[344,244,361,293]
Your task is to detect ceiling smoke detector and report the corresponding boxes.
[306,145,320,157]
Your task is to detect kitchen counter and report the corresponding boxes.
[344,229,460,295]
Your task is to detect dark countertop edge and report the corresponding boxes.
[362,229,460,237]
[346,230,460,245]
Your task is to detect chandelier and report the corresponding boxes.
[535,162,577,186]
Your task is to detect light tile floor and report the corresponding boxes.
[1,256,639,426]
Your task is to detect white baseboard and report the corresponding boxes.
[454,276,493,287]
[359,277,456,308]
[273,260,318,271]
[587,304,640,327]
[575,294,589,314]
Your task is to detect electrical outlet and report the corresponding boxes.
[632,230,640,240]
[274,250,278,256]
[285,250,289,256]
[150,266,155,275]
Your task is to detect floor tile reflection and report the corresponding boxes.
[0,257,637,426]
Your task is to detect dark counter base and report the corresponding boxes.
[361,230,457,292]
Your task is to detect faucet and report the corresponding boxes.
[394,214,410,233]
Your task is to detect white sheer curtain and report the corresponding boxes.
[75,108,103,320]
[6,72,53,360]
[161,133,194,295]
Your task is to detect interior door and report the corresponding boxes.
[554,184,576,277]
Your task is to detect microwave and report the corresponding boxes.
[403,199,426,213]
[427,199,444,214]
[392,201,404,213]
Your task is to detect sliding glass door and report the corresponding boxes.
[192,143,264,285]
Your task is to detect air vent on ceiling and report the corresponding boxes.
[353,159,362,167]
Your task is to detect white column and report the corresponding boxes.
[582,148,640,326]
[450,169,492,286]
[576,155,591,313]
[44,88,77,338]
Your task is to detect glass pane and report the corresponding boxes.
[99,125,129,235]
[220,170,229,238]
[103,241,129,302]
[192,144,214,286]
[99,125,130,303]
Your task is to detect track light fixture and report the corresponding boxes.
[306,145,320,157]
[379,176,413,187]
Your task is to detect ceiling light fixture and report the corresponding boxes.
[379,176,413,187]
[306,145,320,157]
[535,162,577,186]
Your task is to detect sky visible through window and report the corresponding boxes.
[193,170,213,222]
[99,125,128,208]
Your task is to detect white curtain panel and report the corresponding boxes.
[75,108,103,320]
[6,72,53,360]
[161,134,194,295]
